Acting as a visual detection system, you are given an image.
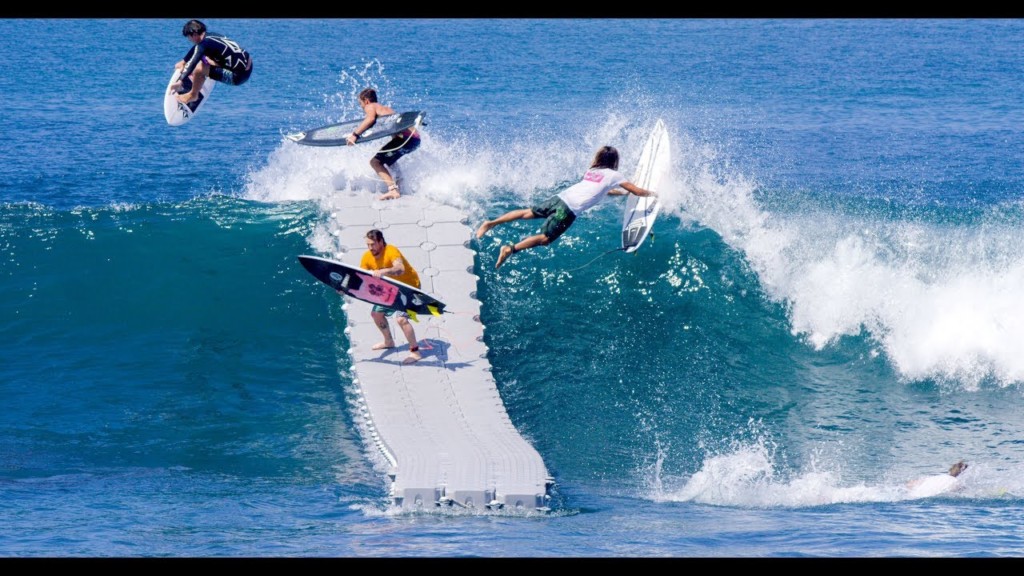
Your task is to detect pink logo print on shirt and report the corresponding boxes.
[583,171,605,183]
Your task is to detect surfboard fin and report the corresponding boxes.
[406,310,419,322]
[427,305,441,317]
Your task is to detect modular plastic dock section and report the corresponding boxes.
[321,189,553,512]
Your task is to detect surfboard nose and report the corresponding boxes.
[328,270,351,290]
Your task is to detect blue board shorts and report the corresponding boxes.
[531,196,576,242]
[375,130,421,167]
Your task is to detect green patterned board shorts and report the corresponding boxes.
[371,305,410,319]
[531,196,577,242]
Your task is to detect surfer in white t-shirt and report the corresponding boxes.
[475,146,656,269]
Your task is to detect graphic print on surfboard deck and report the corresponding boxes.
[297,255,446,320]
[286,111,425,147]
[163,68,216,126]
[621,119,670,253]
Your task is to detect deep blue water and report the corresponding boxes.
[2,18,1024,557]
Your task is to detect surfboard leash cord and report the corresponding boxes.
[375,115,425,154]
[563,247,626,273]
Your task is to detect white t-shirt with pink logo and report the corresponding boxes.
[557,168,627,214]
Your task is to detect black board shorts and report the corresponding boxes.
[531,196,576,242]
[375,131,421,167]
[209,61,252,86]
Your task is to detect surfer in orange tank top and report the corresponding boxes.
[358,229,422,364]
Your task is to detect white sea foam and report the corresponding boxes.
[650,439,1021,508]
[660,127,1024,389]
[243,86,1024,390]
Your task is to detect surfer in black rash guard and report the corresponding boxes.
[171,20,252,107]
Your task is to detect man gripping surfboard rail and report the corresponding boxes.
[358,229,424,364]
[344,88,422,201]
[475,145,658,269]
[286,90,423,201]
[299,230,443,365]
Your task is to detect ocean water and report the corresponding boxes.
[2,18,1024,558]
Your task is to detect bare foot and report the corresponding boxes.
[475,221,493,239]
[495,245,515,269]
[372,341,395,351]
[377,184,400,201]
[402,350,422,365]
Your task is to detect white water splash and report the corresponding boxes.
[661,127,1024,389]
[649,439,1020,508]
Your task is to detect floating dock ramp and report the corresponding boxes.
[322,189,553,512]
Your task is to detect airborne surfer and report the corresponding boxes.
[171,20,252,109]
[475,146,657,269]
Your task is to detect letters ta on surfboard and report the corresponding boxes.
[163,68,216,126]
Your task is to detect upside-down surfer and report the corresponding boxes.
[475,146,657,269]
[171,20,252,109]
[345,88,421,201]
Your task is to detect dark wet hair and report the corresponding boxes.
[182,19,206,37]
[359,88,379,103]
[366,229,386,244]
[949,460,968,477]
[590,146,619,170]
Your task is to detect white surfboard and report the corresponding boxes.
[907,473,960,499]
[286,111,425,147]
[622,119,670,253]
[163,67,216,126]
